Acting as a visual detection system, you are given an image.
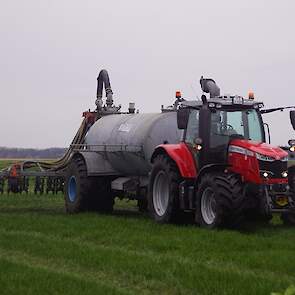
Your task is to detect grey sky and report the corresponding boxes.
[0,0,294,148]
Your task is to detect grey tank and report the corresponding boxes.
[84,112,182,175]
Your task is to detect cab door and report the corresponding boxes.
[184,109,201,171]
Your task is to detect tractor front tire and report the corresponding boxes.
[196,173,244,229]
[148,155,182,223]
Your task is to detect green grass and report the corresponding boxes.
[0,160,295,294]
[0,159,19,170]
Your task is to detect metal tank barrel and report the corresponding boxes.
[84,112,182,175]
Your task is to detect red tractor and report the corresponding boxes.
[148,78,295,228]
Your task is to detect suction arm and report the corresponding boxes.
[96,69,113,110]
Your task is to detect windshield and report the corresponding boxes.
[210,109,264,148]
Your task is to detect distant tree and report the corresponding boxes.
[0,146,66,159]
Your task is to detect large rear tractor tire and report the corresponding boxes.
[196,173,245,229]
[64,155,113,213]
[148,155,182,223]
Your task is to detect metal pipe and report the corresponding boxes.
[96,69,113,110]
[200,76,220,98]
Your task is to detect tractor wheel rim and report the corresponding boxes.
[68,176,77,202]
[201,187,217,225]
[153,171,169,216]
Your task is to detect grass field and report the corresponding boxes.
[0,160,295,295]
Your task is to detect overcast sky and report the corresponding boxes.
[0,0,294,148]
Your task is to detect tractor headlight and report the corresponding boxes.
[256,153,275,162]
[282,171,288,178]
[260,170,274,178]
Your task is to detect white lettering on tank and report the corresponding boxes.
[118,123,132,132]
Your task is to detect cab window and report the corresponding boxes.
[185,110,200,144]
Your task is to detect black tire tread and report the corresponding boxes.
[197,172,245,228]
[148,154,182,223]
[64,155,113,213]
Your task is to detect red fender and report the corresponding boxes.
[152,143,197,178]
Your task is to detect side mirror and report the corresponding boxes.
[177,108,190,129]
[290,111,295,130]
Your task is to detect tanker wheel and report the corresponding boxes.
[196,173,245,229]
[64,155,113,213]
[148,155,182,223]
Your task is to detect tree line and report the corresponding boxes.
[0,147,66,159]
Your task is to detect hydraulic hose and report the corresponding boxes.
[28,117,89,171]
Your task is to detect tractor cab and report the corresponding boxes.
[178,95,267,170]
[171,78,295,227]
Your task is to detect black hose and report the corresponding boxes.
[96,69,113,109]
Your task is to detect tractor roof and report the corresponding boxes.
[181,95,264,111]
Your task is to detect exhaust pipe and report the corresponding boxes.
[96,69,113,110]
[200,76,220,98]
